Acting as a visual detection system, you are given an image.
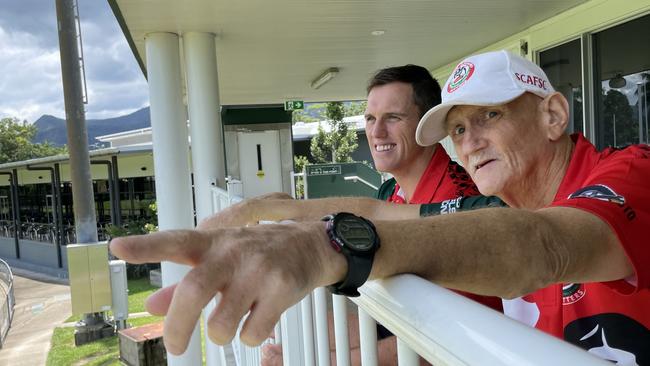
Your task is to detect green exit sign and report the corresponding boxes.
[284,100,304,111]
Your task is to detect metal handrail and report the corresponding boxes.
[0,258,15,349]
[343,175,378,190]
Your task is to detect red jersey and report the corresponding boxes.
[376,144,501,311]
[376,143,480,203]
[503,134,650,364]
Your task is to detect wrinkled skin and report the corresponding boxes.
[197,192,294,229]
[110,220,345,355]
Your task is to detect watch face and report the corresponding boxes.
[334,214,376,252]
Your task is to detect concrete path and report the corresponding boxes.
[0,269,71,366]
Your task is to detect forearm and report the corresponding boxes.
[257,197,420,222]
[368,207,610,298]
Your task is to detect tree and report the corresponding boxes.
[602,89,636,147]
[345,101,367,117]
[0,117,67,164]
[293,155,310,199]
[310,102,358,163]
[292,102,327,123]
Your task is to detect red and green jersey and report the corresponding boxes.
[376,144,501,312]
[503,134,650,363]
[376,143,479,203]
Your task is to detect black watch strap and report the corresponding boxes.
[328,254,373,297]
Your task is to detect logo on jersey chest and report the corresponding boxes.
[568,184,636,221]
[569,184,625,205]
[563,283,586,305]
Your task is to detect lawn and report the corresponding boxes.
[48,277,163,365]
[64,277,157,323]
[46,316,162,366]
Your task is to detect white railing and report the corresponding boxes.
[343,175,378,190]
[206,187,609,366]
[212,179,244,213]
[353,276,610,366]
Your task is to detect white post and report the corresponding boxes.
[313,288,331,366]
[300,294,316,366]
[396,338,419,366]
[183,31,227,366]
[332,295,350,366]
[145,32,202,365]
[280,303,306,366]
[358,309,378,366]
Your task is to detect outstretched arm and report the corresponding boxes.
[110,205,631,354]
[197,195,421,229]
[369,206,632,298]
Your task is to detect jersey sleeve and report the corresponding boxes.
[420,195,507,217]
[550,146,650,294]
[376,178,396,201]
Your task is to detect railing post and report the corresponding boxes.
[397,338,419,366]
[280,302,305,366]
[358,309,378,366]
[313,287,331,366]
[300,294,316,366]
[332,294,350,366]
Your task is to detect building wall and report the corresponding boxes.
[431,0,650,80]
[0,237,68,269]
[106,133,152,147]
[430,0,650,159]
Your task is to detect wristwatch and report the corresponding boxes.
[322,212,380,297]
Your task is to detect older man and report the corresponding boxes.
[111,50,649,363]
[416,51,649,362]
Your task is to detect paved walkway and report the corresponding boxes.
[0,269,71,366]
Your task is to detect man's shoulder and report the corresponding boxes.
[589,143,650,180]
[376,178,397,201]
[599,143,650,163]
[443,160,480,197]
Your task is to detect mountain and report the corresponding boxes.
[33,107,151,148]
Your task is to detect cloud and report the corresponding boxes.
[0,0,148,123]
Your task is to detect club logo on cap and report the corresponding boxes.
[447,62,475,93]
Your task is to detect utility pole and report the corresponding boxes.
[55,0,112,345]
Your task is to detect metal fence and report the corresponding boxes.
[0,258,15,348]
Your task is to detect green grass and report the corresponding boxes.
[46,316,163,366]
[49,277,210,365]
[49,277,164,365]
[64,278,158,323]
[123,277,159,314]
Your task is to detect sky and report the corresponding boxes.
[0,0,149,123]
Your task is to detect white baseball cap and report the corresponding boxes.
[416,50,555,146]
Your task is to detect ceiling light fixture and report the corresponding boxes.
[371,30,385,36]
[311,67,339,89]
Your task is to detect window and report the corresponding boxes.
[593,15,650,148]
[540,39,583,134]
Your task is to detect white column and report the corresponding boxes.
[145,32,202,366]
[183,31,227,366]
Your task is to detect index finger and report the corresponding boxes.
[110,230,212,266]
